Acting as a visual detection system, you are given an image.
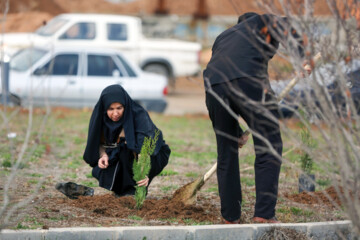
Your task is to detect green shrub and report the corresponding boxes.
[2,159,12,168]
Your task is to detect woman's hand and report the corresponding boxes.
[137,176,149,187]
[98,154,109,169]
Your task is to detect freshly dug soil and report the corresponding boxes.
[47,194,222,224]
[284,186,343,207]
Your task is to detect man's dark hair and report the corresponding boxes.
[237,12,259,24]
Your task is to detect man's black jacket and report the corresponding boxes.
[203,13,303,88]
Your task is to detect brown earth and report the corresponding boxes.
[1,0,338,33]
[67,194,219,223]
[29,184,344,228]
[6,0,335,16]
[284,186,343,207]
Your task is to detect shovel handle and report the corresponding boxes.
[203,129,250,181]
[204,162,217,182]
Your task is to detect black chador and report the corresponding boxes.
[83,85,170,196]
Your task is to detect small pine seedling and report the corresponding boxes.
[300,127,314,174]
[133,130,160,209]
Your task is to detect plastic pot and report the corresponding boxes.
[298,173,315,193]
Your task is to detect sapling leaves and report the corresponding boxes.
[133,130,160,209]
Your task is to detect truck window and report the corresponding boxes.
[59,22,96,40]
[37,54,79,76]
[36,18,69,36]
[116,55,137,77]
[87,55,124,77]
[107,23,128,41]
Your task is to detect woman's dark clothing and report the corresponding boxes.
[83,84,170,196]
[92,141,171,196]
[203,13,303,221]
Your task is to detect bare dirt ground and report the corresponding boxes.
[5,171,345,229]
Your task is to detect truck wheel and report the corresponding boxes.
[0,94,21,107]
[143,64,175,88]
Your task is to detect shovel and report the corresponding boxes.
[172,53,322,205]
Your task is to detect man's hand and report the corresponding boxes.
[238,134,249,148]
[299,60,313,78]
[137,176,149,187]
[98,154,109,169]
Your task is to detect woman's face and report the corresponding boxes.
[107,102,124,122]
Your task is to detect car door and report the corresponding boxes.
[82,52,133,107]
[32,52,82,107]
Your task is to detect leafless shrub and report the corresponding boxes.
[259,227,310,240]
[256,0,360,235]
[204,0,359,236]
[0,0,57,230]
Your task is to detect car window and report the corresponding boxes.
[59,22,96,40]
[116,55,137,77]
[36,18,69,36]
[107,23,128,41]
[38,54,79,76]
[87,54,123,77]
[10,48,47,72]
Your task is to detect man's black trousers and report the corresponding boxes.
[205,78,283,221]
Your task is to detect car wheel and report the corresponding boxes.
[134,100,147,110]
[0,93,21,107]
[143,63,175,88]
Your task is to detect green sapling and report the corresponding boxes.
[133,130,160,209]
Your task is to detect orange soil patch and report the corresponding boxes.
[54,194,221,223]
[284,186,343,207]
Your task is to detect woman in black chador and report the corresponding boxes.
[83,85,170,196]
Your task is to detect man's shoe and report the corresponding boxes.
[252,216,281,224]
[55,182,94,199]
[224,219,241,224]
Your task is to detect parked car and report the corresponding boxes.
[0,46,168,112]
[2,13,202,86]
[271,59,360,118]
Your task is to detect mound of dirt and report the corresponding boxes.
[284,186,343,207]
[59,194,220,223]
[3,12,54,33]
[2,0,335,34]
[8,0,65,15]
[6,0,334,17]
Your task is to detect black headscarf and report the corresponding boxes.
[83,84,164,167]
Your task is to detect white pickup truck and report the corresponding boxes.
[2,13,202,86]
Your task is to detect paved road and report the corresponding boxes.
[164,77,208,115]
[164,90,207,115]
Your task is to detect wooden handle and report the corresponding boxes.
[242,129,250,136]
[204,162,217,182]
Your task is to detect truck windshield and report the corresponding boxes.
[36,18,69,36]
[10,48,47,72]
